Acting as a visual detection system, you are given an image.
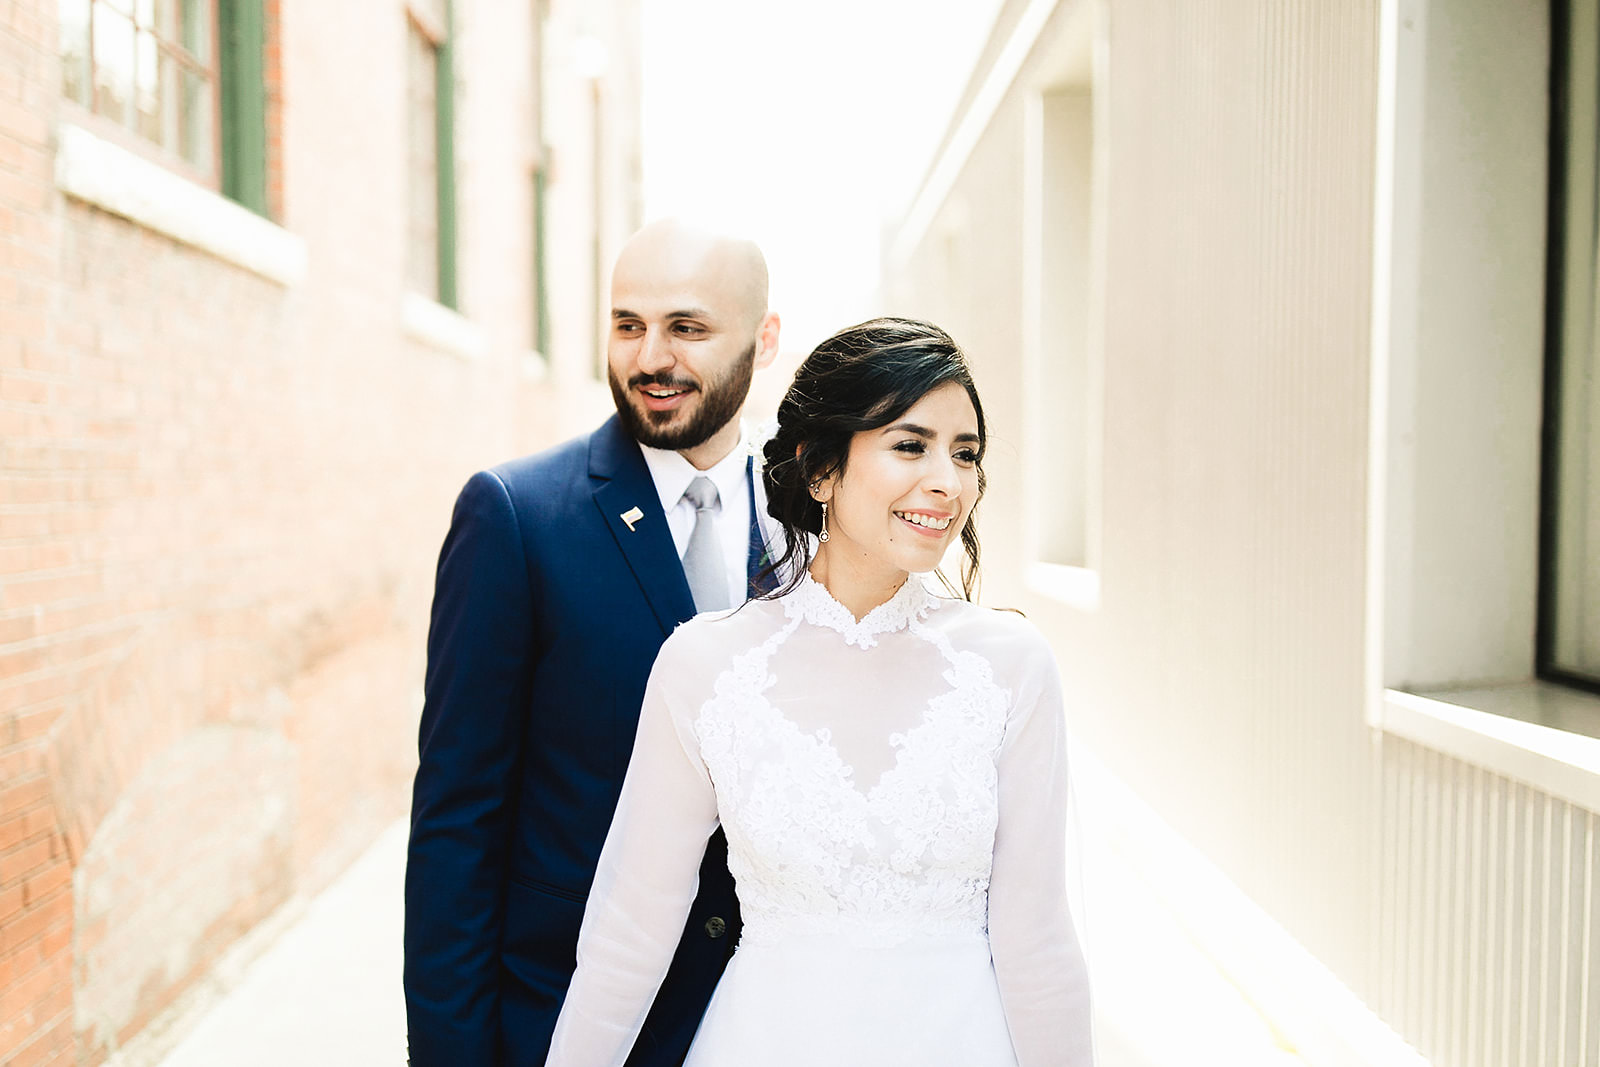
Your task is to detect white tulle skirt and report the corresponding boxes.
[683,934,1021,1067]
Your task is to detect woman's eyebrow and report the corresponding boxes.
[879,423,981,446]
[880,422,934,438]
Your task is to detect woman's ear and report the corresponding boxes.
[798,444,834,502]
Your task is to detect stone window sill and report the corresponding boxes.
[54,122,306,287]
[400,293,488,361]
[1381,684,1600,812]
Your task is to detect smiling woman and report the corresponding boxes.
[759,317,989,610]
[806,385,983,615]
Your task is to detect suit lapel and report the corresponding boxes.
[589,415,695,636]
[745,454,778,596]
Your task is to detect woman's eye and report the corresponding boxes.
[954,449,980,465]
[892,440,926,455]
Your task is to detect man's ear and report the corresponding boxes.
[754,312,781,370]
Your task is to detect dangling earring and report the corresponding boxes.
[819,502,830,543]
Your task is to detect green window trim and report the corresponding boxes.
[534,162,549,354]
[220,0,269,217]
[435,0,458,310]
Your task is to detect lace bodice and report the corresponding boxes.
[545,576,1093,1066]
[697,575,1008,949]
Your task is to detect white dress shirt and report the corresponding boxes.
[639,425,774,608]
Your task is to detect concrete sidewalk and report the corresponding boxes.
[146,822,410,1067]
[1082,832,1305,1067]
[123,811,1310,1067]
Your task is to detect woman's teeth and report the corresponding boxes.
[896,511,952,530]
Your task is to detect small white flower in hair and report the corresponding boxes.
[747,416,779,474]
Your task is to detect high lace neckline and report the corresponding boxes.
[782,571,937,649]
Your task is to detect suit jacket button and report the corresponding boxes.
[704,916,727,939]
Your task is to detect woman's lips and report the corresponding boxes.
[894,510,955,538]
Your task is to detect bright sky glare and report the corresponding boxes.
[639,0,1005,364]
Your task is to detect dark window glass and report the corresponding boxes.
[1543,0,1600,684]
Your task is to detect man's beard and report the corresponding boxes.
[609,342,756,452]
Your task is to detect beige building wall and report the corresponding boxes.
[885,1,1600,1064]
[540,0,644,400]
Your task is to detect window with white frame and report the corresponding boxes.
[406,0,457,309]
[60,0,217,174]
[1377,0,1600,746]
[1020,12,1103,606]
[59,0,272,217]
[1026,86,1094,569]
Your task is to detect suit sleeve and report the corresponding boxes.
[405,470,538,1066]
[988,638,1095,1066]
[544,637,721,1067]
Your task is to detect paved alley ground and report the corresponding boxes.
[124,806,1312,1067]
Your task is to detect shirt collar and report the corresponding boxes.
[638,424,751,514]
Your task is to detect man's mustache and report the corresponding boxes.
[628,373,698,391]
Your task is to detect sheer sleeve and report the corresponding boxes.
[988,638,1095,1066]
[544,639,720,1067]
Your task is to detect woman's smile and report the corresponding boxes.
[893,509,956,535]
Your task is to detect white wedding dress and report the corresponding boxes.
[545,574,1093,1066]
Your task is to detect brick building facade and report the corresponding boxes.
[0,1,635,1062]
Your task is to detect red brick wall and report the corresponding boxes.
[1,2,76,1062]
[0,0,619,1062]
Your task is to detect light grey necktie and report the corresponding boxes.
[681,476,730,612]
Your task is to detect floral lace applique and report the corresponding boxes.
[694,588,1013,949]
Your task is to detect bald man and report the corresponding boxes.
[405,221,781,1066]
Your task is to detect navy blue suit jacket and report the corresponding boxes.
[404,415,742,1066]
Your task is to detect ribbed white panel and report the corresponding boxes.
[1380,737,1600,1067]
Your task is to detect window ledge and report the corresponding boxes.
[519,350,548,382]
[1025,561,1100,611]
[1381,685,1600,813]
[54,122,306,287]
[401,293,487,360]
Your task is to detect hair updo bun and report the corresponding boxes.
[758,317,988,600]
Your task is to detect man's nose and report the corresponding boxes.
[636,327,675,374]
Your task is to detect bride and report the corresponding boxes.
[544,318,1094,1066]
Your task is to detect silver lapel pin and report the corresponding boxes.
[620,506,644,532]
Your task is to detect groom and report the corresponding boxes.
[404,219,782,1066]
